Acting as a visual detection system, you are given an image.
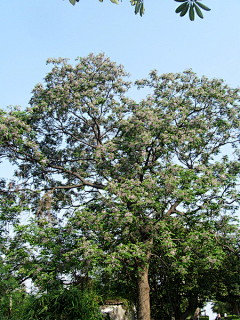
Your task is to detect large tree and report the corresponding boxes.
[1,53,240,319]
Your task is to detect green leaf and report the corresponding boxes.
[180,3,189,16]
[140,3,145,16]
[176,2,188,13]
[135,1,141,14]
[110,0,119,4]
[196,1,211,11]
[69,0,76,5]
[189,4,195,20]
[194,3,204,18]
[175,0,188,2]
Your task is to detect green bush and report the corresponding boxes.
[0,288,26,320]
[225,316,240,320]
[1,286,104,320]
[25,287,104,320]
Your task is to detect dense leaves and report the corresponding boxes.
[21,287,104,320]
[211,227,240,316]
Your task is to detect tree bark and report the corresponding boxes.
[137,239,153,320]
[234,302,240,316]
[179,300,198,320]
[137,264,151,320]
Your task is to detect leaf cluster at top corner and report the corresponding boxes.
[175,0,211,21]
[68,0,211,21]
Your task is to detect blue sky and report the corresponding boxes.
[1,0,240,110]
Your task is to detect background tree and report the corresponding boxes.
[212,224,240,316]
[1,53,240,319]
[149,216,227,320]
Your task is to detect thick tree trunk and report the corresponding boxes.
[137,264,151,320]
[234,302,240,316]
[137,238,153,320]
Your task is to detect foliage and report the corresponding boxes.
[149,216,227,320]
[211,227,240,317]
[212,301,233,315]
[68,0,211,20]
[0,286,103,320]
[0,286,27,320]
[1,53,240,319]
[175,0,211,21]
[20,287,104,320]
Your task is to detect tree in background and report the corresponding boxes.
[212,223,240,317]
[212,301,233,316]
[1,53,240,319]
[149,216,227,320]
[68,0,211,21]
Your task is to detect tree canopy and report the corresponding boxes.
[68,0,211,21]
[1,53,240,320]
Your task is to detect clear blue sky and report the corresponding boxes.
[1,0,240,109]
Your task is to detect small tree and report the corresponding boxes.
[1,53,240,319]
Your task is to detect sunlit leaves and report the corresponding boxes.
[175,0,211,20]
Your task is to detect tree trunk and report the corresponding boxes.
[234,302,240,316]
[179,300,198,320]
[137,238,153,320]
[137,264,151,320]
[9,294,12,317]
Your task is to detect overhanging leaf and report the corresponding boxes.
[180,3,189,17]
[196,1,211,11]
[176,2,188,14]
[135,1,141,14]
[140,3,145,16]
[194,3,204,18]
[189,4,195,21]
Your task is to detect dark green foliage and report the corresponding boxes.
[212,301,233,315]
[175,0,211,20]
[0,287,103,320]
[148,216,226,320]
[0,287,27,320]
